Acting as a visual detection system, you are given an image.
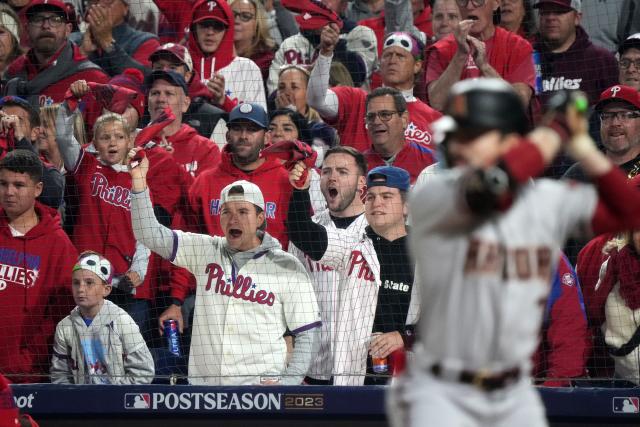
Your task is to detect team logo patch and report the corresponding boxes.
[124,393,151,409]
[613,397,639,413]
[240,103,253,113]
[561,273,575,287]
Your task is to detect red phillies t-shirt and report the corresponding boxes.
[330,86,442,153]
[426,27,535,90]
[365,141,436,184]
[188,151,293,248]
[69,151,136,276]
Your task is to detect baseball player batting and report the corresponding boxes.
[392,78,640,427]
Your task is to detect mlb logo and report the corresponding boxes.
[124,393,151,409]
[613,397,639,413]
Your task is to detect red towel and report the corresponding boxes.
[281,0,343,31]
[64,83,138,114]
[134,107,176,147]
[261,139,317,187]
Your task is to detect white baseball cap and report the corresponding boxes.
[220,180,265,211]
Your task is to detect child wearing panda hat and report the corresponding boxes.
[50,252,154,384]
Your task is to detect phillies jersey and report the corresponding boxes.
[365,142,436,184]
[289,211,369,381]
[410,171,598,373]
[330,86,442,153]
[165,124,220,177]
[170,230,320,385]
[188,148,293,248]
[69,150,136,276]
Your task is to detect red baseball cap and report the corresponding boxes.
[25,0,69,20]
[595,85,640,111]
[149,43,194,73]
[191,0,230,26]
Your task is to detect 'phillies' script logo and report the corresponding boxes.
[91,173,131,210]
[404,122,432,145]
[205,263,276,306]
[347,251,374,282]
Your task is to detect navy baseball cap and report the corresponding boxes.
[228,103,268,129]
[0,96,38,112]
[367,166,410,191]
[144,70,188,95]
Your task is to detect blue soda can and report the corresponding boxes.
[163,319,181,357]
[533,51,543,95]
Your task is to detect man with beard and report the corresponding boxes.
[4,0,108,127]
[188,102,293,248]
[287,164,415,385]
[287,146,369,384]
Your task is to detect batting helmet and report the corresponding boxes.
[444,78,529,136]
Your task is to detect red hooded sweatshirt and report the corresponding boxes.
[0,203,77,383]
[188,147,292,251]
[166,123,221,178]
[187,0,236,82]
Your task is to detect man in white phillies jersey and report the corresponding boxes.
[394,78,640,427]
[287,146,369,384]
[127,153,321,385]
[288,164,416,386]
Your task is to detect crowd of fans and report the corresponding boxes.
[0,0,639,388]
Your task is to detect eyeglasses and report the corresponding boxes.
[455,0,485,8]
[620,58,640,69]
[233,11,255,22]
[600,111,640,122]
[365,110,403,124]
[28,14,66,27]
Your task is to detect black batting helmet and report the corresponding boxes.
[444,78,529,136]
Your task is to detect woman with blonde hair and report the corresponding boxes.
[229,0,276,82]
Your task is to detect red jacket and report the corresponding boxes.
[6,42,109,129]
[0,203,77,383]
[166,124,221,177]
[532,255,588,386]
[364,141,436,184]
